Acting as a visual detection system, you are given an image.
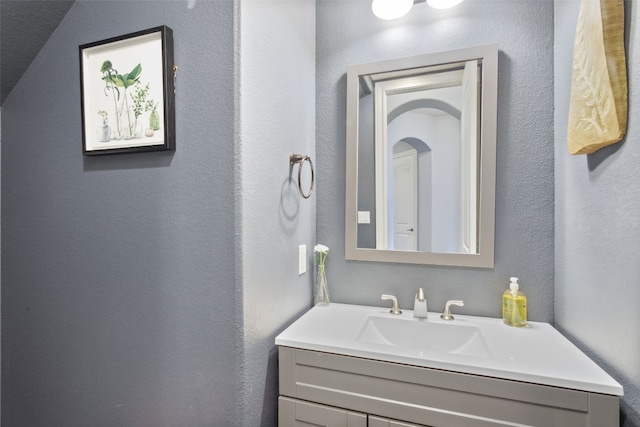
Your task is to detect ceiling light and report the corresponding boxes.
[372,0,414,20]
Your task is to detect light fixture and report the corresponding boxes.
[372,0,414,20]
[372,0,463,20]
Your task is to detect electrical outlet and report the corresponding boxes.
[298,244,306,275]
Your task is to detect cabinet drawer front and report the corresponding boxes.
[369,415,427,427]
[278,397,366,427]
[279,347,619,427]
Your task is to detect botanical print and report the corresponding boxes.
[81,30,166,153]
[99,61,160,141]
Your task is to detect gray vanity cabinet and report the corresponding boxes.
[278,346,619,427]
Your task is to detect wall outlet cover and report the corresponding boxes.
[298,244,306,275]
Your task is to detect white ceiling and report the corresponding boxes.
[1,0,75,105]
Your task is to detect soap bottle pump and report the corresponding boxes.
[413,288,428,319]
[502,277,527,327]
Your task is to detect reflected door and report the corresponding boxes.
[392,150,418,251]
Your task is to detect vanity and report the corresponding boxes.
[291,40,623,426]
[275,303,622,427]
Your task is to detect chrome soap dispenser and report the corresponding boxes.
[413,288,428,319]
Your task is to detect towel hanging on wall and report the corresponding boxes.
[567,0,627,155]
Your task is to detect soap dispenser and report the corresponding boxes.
[413,288,428,319]
[502,277,527,327]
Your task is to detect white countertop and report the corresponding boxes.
[275,303,623,396]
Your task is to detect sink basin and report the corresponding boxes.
[275,303,623,396]
[357,315,491,358]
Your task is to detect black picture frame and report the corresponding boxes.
[80,26,175,155]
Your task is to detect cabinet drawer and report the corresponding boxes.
[279,347,619,427]
[278,396,366,427]
[369,415,428,427]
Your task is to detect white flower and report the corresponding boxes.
[314,244,329,254]
[314,244,329,266]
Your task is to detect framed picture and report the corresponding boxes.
[80,26,175,155]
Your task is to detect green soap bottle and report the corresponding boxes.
[502,277,527,327]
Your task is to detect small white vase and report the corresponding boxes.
[97,124,111,142]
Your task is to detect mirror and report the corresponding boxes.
[345,44,498,267]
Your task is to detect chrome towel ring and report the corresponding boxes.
[289,153,315,199]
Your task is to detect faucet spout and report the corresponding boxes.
[381,294,402,315]
[441,300,464,320]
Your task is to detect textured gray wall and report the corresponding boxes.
[554,1,640,425]
[237,0,316,425]
[1,1,240,425]
[2,0,315,424]
[316,1,555,321]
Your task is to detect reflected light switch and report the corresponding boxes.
[358,211,371,224]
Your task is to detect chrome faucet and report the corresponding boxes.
[381,294,402,315]
[440,300,464,320]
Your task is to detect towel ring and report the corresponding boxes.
[289,153,315,199]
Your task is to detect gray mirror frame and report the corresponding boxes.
[345,44,498,268]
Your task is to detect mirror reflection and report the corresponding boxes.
[345,45,498,267]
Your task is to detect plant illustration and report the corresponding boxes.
[148,102,160,131]
[100,60,143,138]
[100,61,122,136]
[98,110,108,125]
[131,83,156,132]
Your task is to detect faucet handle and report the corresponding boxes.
[441,300,464,320]
[381,294,402,315]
